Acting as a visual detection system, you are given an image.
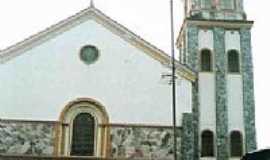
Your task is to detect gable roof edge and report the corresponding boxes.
[0,6,196,81]
[0,7,93,62]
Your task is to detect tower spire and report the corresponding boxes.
[90,0,95,8]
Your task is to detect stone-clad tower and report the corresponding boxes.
[177,0,256,160]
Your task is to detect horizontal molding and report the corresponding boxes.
[177,19,253,46]
[0,118,61,125]
[100,123,182,129]
[185,19,254,28]
[0,118,182,129]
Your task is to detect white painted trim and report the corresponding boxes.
[0,6,196,81]
[62,103,106,157]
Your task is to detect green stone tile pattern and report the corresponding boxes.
[214,27,229,160]
[0,121,55,155]
[193,0,200,6]
[191,81,200,160]
[240,28,257,152]
[187,26,199,71]
[181,113,194,160]
[110,126,181,160]
[186,25,200,160]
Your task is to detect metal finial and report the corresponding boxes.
[90,0,95,7]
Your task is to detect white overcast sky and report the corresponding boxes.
[0,0,269,150]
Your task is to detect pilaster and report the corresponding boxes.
[191,81,199,160]
[181,113,195,160]
[186,25,199,160]
[240,28,257,152]
[187,25,199,71]
[214,27,229,160]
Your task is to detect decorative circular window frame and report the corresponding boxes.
[79,45,100,65]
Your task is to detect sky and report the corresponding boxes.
[0,0,269,150]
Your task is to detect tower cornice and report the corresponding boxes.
[176,19,253,47]
[185,19,254,28]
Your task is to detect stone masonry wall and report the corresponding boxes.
[240,28,257,152]
[214,27,229,160]
[0,119,182,159]
[109,125,181,160]
[0,120,56,156]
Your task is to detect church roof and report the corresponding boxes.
[0,6,196,81]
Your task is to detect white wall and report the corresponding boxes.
[225,31,241,52]
[198,30,245,159]
[198,29,216,133]
[227,75,244,132]
[199,29,214,51]
[0,18,192,125]
[177,78,193,124]
[198,29,217,160]
[199,73,216,132]
[225,30,245,134]
[226,31,245,159]
[197,29,245,160]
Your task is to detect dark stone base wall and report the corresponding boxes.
[1,155,172,160]
[0,120,56,156]
[0,120,182,160]
[180,113,194,160]
[109,125,181,160]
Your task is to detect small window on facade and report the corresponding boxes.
[71,113,95,156]
[80,45,99,65]
[200,49,212,72]
[220,0,234,9]
[230,131,243,157]
[201,0,213,9]
[228,50,240,73]
[201,130,215,157]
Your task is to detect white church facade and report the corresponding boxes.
[0,0,256,160]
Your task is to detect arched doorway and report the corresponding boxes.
[57,98,109,157]
[71,113,96,156]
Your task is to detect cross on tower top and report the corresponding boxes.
[90,0,95,8]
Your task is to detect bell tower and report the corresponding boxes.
[178,0,256,160]
[184,0,245,20]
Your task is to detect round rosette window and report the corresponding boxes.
[80,45,99,65]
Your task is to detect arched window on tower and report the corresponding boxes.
[71,113,96,156]
[230,131,243,157]
[201,130,215,157]
[200,49,213,72]
[227,50,240,73]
